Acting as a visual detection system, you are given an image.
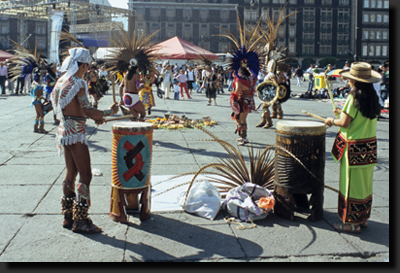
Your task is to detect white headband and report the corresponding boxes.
[60,48,92,80]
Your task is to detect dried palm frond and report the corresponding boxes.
[105,24,160,75]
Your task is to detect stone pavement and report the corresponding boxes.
[0,79,389,262]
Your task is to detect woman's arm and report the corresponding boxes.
[324,109,352,128]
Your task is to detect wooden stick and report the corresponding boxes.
[327,84,340,118]
[302,110,325,122]
[112,72,116,103]
[105,115,134,122]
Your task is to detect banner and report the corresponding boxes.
[49,11,64,65]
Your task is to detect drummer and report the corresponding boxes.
[51,48,118,234]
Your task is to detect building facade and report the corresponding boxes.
[129,0,389,67]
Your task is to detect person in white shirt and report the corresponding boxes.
[175,69,191,99]
[161,64,172,99]
[343,61,350,70]
[185,65,196,96]
[173,79,180,100]
[305,64,315,92]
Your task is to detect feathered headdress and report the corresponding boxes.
[59,29,94,64]
[215,11,265,78]
[105,25,159,75]
[8,39,46,82]
[260,4,297,73]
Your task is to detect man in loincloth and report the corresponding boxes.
[51,48,118,233]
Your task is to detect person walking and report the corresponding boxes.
[294,65,303,87]
[324,62,381,234]
[0,61,8,94]
[186,65,196,96]
[161,64,172,99]
[175,69,191,99]
[305,64,315,92]
[201,65,217,106]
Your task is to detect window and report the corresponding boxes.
[262,8,269,20]
[368,45,374,56]
[0,23,8,34]
[1,39,8,49]
[221,9,229,22]
[377,14,382,22]
[321,0,332,4]
[369,31,375,39]
[382,46,387,56]
[383,14,388,23]
[199,24,209,41]
[183,9,192,21]
[289,0,297,4]
[304,0,315,4]
[166,23,175,38]
[150,8,160,20]
[220,42,229,53]
[376,31,381,39]
[320,45,331,55]
[289,25,295,37]
[384,1,389,8]
[363,14,369,22]
[183,24,192,40]
[364,0,370,8]
[289,42,295,54]
[166,8,175,19]
[135,7,145,20]
[337,45,348,55]
[377,1,382,8]
[371,0,376,8]
[339,0,349,5]
[363,30,369,39]
[362,45,368,56]
[200,9,208,22]
[376,45,381,56]
[382,31,388,39]
[370,14,375,23]
[278,25,285,37]
[272,0,279,3]
[302,44,314,55]
[37,39,46,50]
[36,23,46,35]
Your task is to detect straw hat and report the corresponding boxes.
[339,62,381,83]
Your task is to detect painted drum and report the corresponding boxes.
[110,122,153,222]
[274,120,326,221]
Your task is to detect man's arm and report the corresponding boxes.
[76,87,116,121]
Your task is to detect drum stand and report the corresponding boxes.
[110,185,151,222]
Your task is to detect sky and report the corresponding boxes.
[107,0,129,9]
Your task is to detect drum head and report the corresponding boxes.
[276,120,326,136]
[256,80,279,105]
[113,121,153,132]
[277,83,291,103]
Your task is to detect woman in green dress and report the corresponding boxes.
[324,62,382,234]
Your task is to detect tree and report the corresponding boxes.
[319,57,337,68]
[301,57,315,70]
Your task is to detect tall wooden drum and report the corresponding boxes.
[110,122,153,222]
[274,120,325,221]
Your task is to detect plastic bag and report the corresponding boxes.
[178,180,221,220]
[222,183,274,222]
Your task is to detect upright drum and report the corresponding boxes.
[274,120,325,221]
[110,122,153,222]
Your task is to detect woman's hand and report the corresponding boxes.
[333,108,342,116]
[324,117,334,127]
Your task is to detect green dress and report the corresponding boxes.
[331,94,377,224]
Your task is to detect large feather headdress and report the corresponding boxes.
[105,25,159,75]
[59,29,94,63]
[197,53,214,69]
[215,11,265,78]
[260,4,297,72]
[8,39,46,82]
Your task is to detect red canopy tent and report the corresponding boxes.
[0,49,15,62]
[152,36,218,60]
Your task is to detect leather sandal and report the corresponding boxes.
[334,223,361,234]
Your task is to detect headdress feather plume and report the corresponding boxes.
[105,25,160,75]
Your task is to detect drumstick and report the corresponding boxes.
[302,110,325,122]
[105,115,134,122]
[327,85,340,118]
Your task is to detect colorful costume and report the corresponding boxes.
[331,94,377,224]
[139,75,156,110]
[51,75,90,155]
